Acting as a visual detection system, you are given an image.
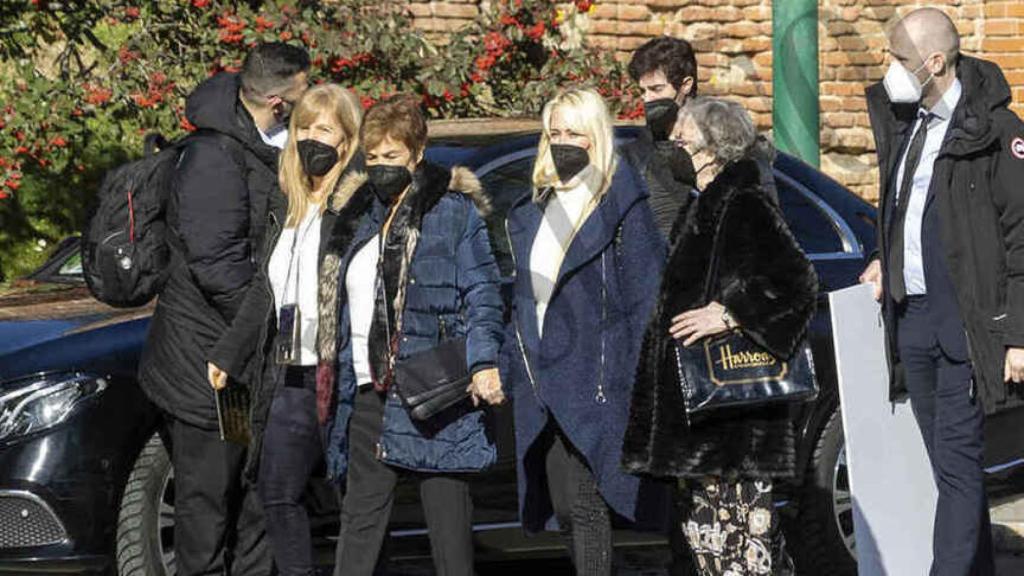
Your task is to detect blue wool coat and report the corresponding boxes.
[320,163,504,480]
[502,160,669,532]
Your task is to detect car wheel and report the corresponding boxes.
[116,433,176,576]
[789,407,857,576]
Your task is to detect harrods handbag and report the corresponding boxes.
[674,332,818,416]
[673,196,818,417]
[394,337,471,421]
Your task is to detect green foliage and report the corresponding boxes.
[0,0,637,281]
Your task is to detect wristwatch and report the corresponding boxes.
[721,308,737,330]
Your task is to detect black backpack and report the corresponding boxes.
[82,131,244,308]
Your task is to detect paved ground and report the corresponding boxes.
[991,496,1024,574]
[320,491,1024,574]
[367,511,1024,575]
[379,550,1024,575]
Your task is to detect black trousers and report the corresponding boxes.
[258,366,322,576]
[167,417,273,576]
[333,387,474,576]
[668,486,699,576]
[540,422,613,576]
[897,296,995,576]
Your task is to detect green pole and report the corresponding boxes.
[773,0,820,167]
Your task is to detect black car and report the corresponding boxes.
[1,123,1021,575]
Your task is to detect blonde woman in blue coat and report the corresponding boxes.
[502,87,667,575]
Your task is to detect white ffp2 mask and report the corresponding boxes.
[883,60,933,104]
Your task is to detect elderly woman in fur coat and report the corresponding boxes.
[621,97,818,576]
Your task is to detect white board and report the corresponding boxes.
[829,283,936,576]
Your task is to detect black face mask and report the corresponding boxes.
[550,144,590,184]
[644,98,681,141]
[297,139,339,177]
[367,164,413,205]
[653,140,696,187]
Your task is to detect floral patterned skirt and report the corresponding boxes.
[679,478,792,576]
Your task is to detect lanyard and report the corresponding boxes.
[281,208,319,307]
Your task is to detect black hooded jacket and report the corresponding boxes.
[139,73,284,429]
[867,56,1024,415]
[620,129,695,239]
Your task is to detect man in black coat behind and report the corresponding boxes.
[859,8,1024,576]
[139,43,309,576]
[622,36,702,576]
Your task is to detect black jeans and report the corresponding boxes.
[166,417,272,576]
[333,386,475,576]
[897,296,994,576]
[540,422,613,576]
[258,366,322,576]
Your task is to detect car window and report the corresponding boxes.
[479,156,848,270]
[775,178,845,255]
[479,156,535,277]
[57,250,83,277]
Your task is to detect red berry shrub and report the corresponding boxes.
[0,0,636,280]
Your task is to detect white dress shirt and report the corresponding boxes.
[346,234,381,387]
[268,205,322,366]
[894,78,963,296]
[258,124,288,150]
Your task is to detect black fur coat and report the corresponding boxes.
[621,157,818,480]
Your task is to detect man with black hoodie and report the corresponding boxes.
[859,8,1024,576]
[139,42,309,576]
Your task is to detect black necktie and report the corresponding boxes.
[887,112,933,303]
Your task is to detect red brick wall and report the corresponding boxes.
[408,0,481,41]
[817,0,1024,201]
[407,0,1024,203]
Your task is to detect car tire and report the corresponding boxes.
[116,433,175,576]
[789,407,857,576]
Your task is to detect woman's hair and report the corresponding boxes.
[679,96,757,166]
[360,95,428,159]
[279,83,362,227]
[532,87,617,200]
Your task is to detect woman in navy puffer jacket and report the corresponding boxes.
[318,95,505,576]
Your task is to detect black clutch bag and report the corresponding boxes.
[394,337,472,421]
[673,195,818,417]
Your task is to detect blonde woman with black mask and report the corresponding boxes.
[249,83,363,576]
[502,87,668,575]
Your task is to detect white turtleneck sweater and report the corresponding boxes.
[529,166,602,338]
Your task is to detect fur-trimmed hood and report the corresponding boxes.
[327,163,491,217]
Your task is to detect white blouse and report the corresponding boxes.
[268,205,322,366]
[346,234,381,386]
